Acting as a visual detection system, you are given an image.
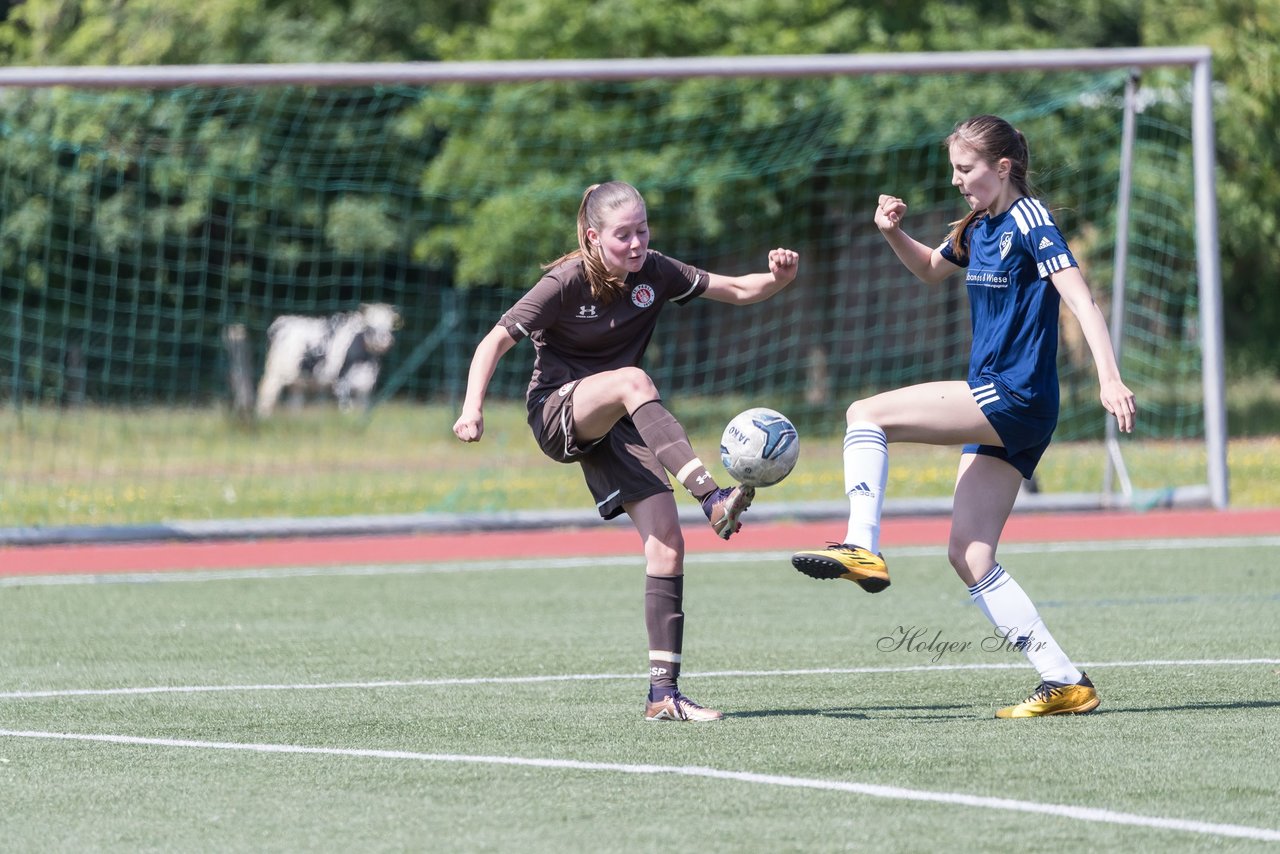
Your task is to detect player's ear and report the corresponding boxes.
[585,227,600,246]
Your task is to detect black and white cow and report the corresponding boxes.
[255,303,401,417]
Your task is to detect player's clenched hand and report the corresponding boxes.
[768,248,799,284]
[453,411,484,442]
[875,194,907,232]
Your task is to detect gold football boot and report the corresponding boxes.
[791,544,890,593]
[996,673,1100,718]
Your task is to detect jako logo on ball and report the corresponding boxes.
[720,407,800,487]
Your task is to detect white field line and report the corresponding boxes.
[4,535,1280,587]
[1,727,1277,843]
[2,657,1277,701]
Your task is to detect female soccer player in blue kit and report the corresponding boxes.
[792,115,1136,718]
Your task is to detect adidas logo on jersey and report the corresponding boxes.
[1037,236,1055,250]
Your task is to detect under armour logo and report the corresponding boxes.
[695,472,711,485]
[577,305,598,318]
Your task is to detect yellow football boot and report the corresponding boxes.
[790,544,890,593]
[995,673,1100,718]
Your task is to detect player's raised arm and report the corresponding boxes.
[701,247,799,305]
[875,194,957,285]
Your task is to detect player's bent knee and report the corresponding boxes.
[642,529,685,572]
[644,547,684,575]
[613,366,661,406]
[947,540,995,582]
[846,398,883,426]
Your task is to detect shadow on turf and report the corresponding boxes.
[729,699,1280,720]
[729,703,974,721]
[1092,699,1280,715]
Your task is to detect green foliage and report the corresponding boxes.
[0,0,1275,395]
[0,0,442,64]
[414,0,1280,374]
[1141,0,1280,371]
[325,194,400,255]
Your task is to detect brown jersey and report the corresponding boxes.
[500,250,709,411]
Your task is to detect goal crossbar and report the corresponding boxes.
[0,47,1214,88]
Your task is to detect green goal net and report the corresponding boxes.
[0,53,1222,538]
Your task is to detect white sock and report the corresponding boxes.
[968,564,1083,684]
[842,421,888,552]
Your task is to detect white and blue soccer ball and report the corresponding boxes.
[720,407,800,487]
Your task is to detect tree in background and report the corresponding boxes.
[0,0,1275,375]
[1143,2,1280,374]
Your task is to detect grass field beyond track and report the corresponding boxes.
[6,401,1280,529]
[2,539,1278,852]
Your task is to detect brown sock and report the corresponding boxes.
[645,574,684,694]
[630,399,717,499]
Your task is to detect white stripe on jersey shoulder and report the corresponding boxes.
[1009,197,1053,234]
[514,321,531,337]
[672,273,703,302]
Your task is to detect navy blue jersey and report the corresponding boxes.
[940,197,1076,414]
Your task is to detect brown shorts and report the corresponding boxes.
[529,380,671,520]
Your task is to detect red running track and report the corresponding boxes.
[2,507,1278,578]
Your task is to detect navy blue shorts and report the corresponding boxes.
[964,378,1058,479]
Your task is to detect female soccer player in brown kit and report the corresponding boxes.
[454,181,800,721]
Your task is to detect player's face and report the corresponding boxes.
[949,142,1009,213]
[589,200,649,278]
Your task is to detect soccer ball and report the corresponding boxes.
[719,407,800,487]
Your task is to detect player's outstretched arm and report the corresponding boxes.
[1051,267,1137,433]
[702,247,799,305]
[453,324,518,443]
[876,194,955,285]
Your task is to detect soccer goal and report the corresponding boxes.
[0,48,1226,542]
